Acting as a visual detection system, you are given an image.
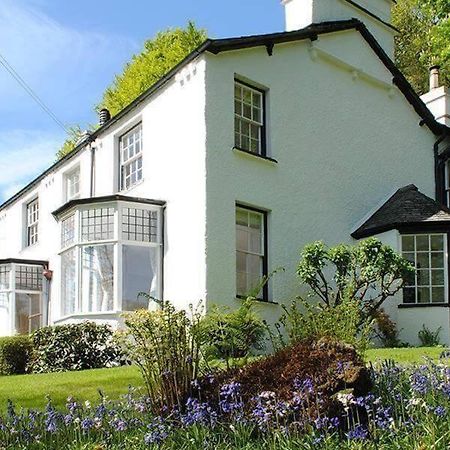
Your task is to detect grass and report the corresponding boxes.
[0,365,143,412]
[366,346,447,364]
[0,347,448,413]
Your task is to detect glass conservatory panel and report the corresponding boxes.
[122,245,160,311]
[81,245,114,312]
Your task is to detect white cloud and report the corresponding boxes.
[0,129,61,202]
[0,0,138,124]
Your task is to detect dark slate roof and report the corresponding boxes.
[352,185,450,239]
[52,195,166,218]
[0,19,447,212]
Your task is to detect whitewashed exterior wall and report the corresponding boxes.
[0,57,208,334]
[203,29,442,340]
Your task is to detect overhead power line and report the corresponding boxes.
[0,51,69,133]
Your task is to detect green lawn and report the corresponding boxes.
[0,347,448,413]
[366,346,447,364]
[0,365,143,412]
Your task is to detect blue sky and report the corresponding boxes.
[0,0,284,202]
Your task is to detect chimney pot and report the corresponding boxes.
[99,108,111,126]
[430,65,441,91]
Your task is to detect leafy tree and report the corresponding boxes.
[57,22,206,159]
[100,21,207,115]
[393,0,450,94]
[296,238,414,323]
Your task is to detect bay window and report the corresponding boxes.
[401,233,448,304]
[56,198,163,316]
[0,261,45,334]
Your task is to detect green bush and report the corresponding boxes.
[122,300,202,411]
[30,322,122,373]
[267,298,372,356]
[0,335,33,375]
[196,299,266,369]
[418,324,441,347]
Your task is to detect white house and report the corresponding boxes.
[1,0,450,346]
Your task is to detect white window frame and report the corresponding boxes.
[234,80,265,156]
[26,198,39,247]
[58,200,163,318]
[236,205,268,301]
[119,123,143,191]
[400,233,448,305]
[65,167,80,201]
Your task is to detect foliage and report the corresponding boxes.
[30,322,122,373]
[418,324,442,347]
[266,298,372,356]
[296,238,414,326]
[0,335,33,375]
[195,299,266,369]
[100,22,206,116]
[122,300,202,411]
[393,0,450,94]
[56,125,85,160]
[372,309,405,348]
[0,360,450,449]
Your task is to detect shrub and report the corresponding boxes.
[0,335,33,375]
[195,299,266,369]
[373,309,405,348]
[122,301,202,411]
[418,324,441,347]
[30,322,122,373]
[267,298,372,356]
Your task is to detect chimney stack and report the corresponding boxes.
[429,65,441,91]
[421,65,450,127]
[99,108,111,127]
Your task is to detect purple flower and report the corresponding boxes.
[81,418,94,431]
[347,425,369,441]
[434,406,447,417]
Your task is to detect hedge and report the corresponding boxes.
[0,335,33,375]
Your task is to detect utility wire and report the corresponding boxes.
[0,51,69,133]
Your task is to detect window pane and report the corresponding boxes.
[15,293,41,334]
[403,287,415,303]
[81,207,115,242]
[417,287,430,303]
[122,208,158,243]
[431,287,445,303]
[431,270,445,285]
[61,214,75,248]
[61,248,77,316]
[416,252,429,269]
[416,235,429,251]
[236,228,248,252]
[417,270,429,286]
[27,198,39,246]
[431,235,444,251]
[15,265,42,291]
[120,124,143,190]
[402,236,415,251]
[81,245,114,312]
[0,265,10,290]
[431,252,444,268]
[122,245,160,311]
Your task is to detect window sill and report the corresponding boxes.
[55,311,122,322]
[398,303,450,309]
[119,178,145,195]
[236,295,278,305]
[232,147,278,164]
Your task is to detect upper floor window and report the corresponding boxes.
[65,168,80,201]
[26,198,39,246]
[234,81,265,156]
[236,206,267,300]
[120,124,142,191]
[401,233,447,304]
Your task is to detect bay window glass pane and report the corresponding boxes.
[15,293,41,334]
[15,265,42,291]
[81,245,114,312]
[122,245,160,311]
[122,208,158,243]
[0,265,10,290]
[61,214,75,248]
[81,207,115,242]
[61,248,77,316]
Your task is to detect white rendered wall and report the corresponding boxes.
[203,29,437,331]
[0,57,208,335]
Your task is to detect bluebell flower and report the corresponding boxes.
[347,425,369,440]
[434,406,447,417]
[81,418,94,431]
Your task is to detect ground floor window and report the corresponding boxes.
[56,199,163,316]
[401,233,447,304]
[236,205,268,300]
[0,262,45,334]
